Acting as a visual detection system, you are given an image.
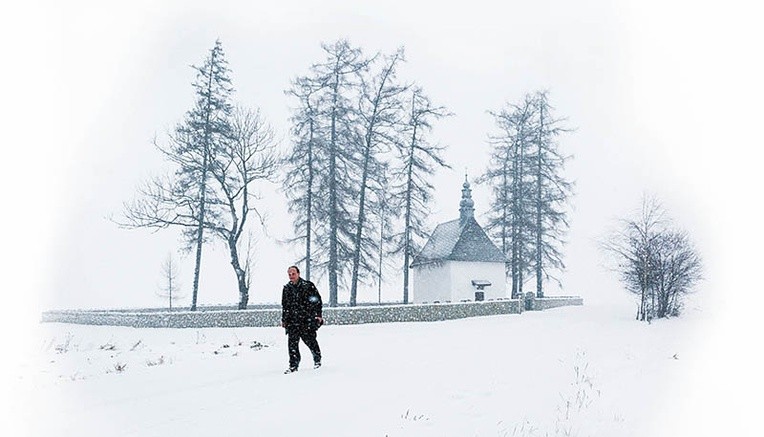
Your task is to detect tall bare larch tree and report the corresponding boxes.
[119,40,234,310]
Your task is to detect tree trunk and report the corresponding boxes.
[402,125,417,304]
[349,126,374,306]
[349,151,370,306]
[305,118,315,282]
[502,157,510,295]
[535,104,544,298]
[378,213,384,304]
[517,123,527,297]
[190,154,207,311]
[511,138,520,299]
[190,54,216,311]
[229,237,249,309]
[327,71,340,307]
[351,63,394,306]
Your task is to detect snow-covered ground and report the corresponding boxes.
[4,293,732,437]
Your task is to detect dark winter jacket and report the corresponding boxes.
[281,278,323,332]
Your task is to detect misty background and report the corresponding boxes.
[3,0,760,316]
[2,0,763,433]
[12,0,737,309]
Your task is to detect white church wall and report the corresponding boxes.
[412,263,451,303]
[449,261,507,302]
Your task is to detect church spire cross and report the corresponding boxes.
[459,174,475,226]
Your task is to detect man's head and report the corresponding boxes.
[287,265,300,284]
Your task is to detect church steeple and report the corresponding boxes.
[459,174,475,227]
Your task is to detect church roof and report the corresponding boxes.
[410,217,508,267]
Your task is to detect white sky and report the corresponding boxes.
[2,0,762,348]
[1,1,763,434]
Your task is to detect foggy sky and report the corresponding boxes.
[4,0,758,312]
[3,0,764,433]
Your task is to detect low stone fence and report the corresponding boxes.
[41,296,582,328]
[523,294,584,311]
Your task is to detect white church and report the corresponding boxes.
[410,177,508,303]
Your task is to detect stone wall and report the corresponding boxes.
[523,294,584,311]
[41,296,582,328]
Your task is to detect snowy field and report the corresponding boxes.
[4,294,732,437]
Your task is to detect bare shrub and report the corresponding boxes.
[250,340,267,350]
[601,195,702,321]
[146,356,166,367]
[55,333,74,354]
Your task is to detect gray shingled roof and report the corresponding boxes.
[410,217,508,267]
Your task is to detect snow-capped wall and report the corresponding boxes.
[42,300,522,328]
[525,295,584,311]
[41,296,583,328]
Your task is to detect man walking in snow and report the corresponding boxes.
[281,265,324,373]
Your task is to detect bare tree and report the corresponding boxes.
[284,77,325,282]
[651,228,703,318]
[156,253,185,310]
[284,39,372,306]
[176,40,234,311]
[604,195,666,321]
[529,91,574,298]
[601,195,702,321]
[320,39,371,307]
[207,106,279,309]
[118,40,234,311]
[374,167,397,303]
[481,94,537,298]
[390,86,451,304]
[349,48,408,306]
[286,40,450,306]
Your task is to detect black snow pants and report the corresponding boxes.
[287,327,321,369]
